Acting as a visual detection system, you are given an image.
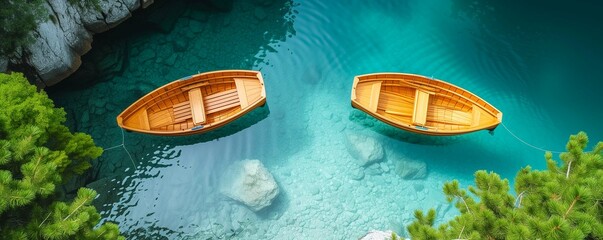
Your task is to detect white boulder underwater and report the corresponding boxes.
[220,159,279,211]
[344,132,384,166]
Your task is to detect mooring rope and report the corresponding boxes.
[102,128,137,167]
[500,122,563,154]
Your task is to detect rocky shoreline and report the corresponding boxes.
[0,0,154,87]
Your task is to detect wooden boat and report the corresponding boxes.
[351,73,502,136]
[117,70,266,136]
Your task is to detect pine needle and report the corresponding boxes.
[62,192,94,221]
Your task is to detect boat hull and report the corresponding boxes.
[117,70,267,136]
[351,73,502,136]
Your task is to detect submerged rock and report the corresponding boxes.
[394,157,427,180]
[365,163,383,176]
[350,167,365,180]
[344,133,384,166]
[220,159,279,211]
[0,57,7,72]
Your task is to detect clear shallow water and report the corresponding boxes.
[48,0,603,238]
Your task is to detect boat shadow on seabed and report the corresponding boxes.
[95,104,270,176]
[348,109,464,146]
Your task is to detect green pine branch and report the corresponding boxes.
[0,72,123,239]
[408,132,603,240]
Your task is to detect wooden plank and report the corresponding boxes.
[173,101,189,108]
[149,109,173,128]
[234,78,250,108]
[139,109,150,130]
[368,81,382,113]
[181,82,209,91]
[206,98,240,112]
[205,89,237,101]
[385,110,412,117]
[173,100,192,123]
[471,105,481,127]
[188,88,206,125]
[204,90,240,112]
[174,107,189,115]
[207,102,241,114]
[206,98,239,110]
[412,90,430,126]
[427,106,471,126]
[205,94,239,108]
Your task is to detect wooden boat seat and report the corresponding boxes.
[188,88,207,125]
[412,90,430,126]
[173,101,192,124]
[234,78,251,108]
[368,81,382,113]
[172,89,241,124]
[204,89,240,114]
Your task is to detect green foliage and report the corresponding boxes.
[408,132,603,240]
[0,0,47,56]
[0,72,123,239]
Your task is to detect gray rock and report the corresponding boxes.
[3,0,147,86]
[80,0,132,33]
[81,110,90,124]
[365,163,383,176]
[26,12,82,85]
[220,159,279,211]
[344,133,384,166]
[380,162,390,173]
[138,49,156,62]
[0,57,7,72]
[142,0,154,8]
[164,54,177,66]
[68,41,126,85]
[395,157,427,180]
[173,40,187,52]
[350,167,365,180]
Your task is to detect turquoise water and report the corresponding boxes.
[48,0,603,238]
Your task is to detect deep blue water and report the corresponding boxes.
[48,0,603,238]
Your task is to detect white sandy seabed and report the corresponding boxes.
[183,93,464,240]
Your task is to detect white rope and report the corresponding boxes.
[101,128,137,167]
[500,122,563,154]
[103,144,122,151]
